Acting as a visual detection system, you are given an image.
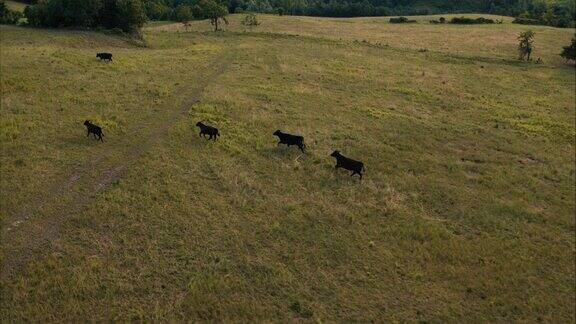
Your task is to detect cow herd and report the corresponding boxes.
[90,52,365,180]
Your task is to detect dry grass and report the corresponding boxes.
[5,0,27,12]
[1,14,575,322]
[151,14,574,65]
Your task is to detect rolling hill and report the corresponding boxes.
[1,13,574,322]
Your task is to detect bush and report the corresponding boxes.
[389,16,415,24]
[513,17,545,25]
[0,1,24,24]
[450,17,494,24]
[241,13,259,27]
[518,30,535,61]
[560,37,576,62]
[429,16,446,24]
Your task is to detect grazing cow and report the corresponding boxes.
[84,120,104,142]
[273,130,306,152]
[330,150,364,180]
[196,122,220,140]
[96,53,113,61]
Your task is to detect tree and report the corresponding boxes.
[145,1,170,20]
[560,37,576,62]
[241,12,259,30]
[116,0,147,31]
[517,30,535,61]
[24,0,146,32]
[197,0,227,31]
[175,4,193,22]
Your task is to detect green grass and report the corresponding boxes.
[1,14,575,322]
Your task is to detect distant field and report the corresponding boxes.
[5,0,27,12]
[152,14,573,65]
[1,13,575,322]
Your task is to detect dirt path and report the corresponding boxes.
[0,45,236,279]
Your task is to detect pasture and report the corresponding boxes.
[5,0,26,12]
[1,14,575,322]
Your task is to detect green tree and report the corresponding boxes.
[24,0,145,31]
[145,1,170,20]
[116,0,147,31]
[197,0,227,31]
[517,30,535,61]
[191,4,202,18]
[175,4,193,22]
[560,37,576,62]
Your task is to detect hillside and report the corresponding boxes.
[5,0,26,12]
[1,14,575,321]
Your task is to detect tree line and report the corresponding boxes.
[2,0,228,32]
[151,0,575,28]
[222,0,574,27]
[23,0,147,32]
[2,0,574,30]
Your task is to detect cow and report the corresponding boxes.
[84,120,104,142]
[273,130,305,152]
[330,150,364,180]
[96,53,113,61]
[196,122,220,140]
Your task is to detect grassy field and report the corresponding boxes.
[1,14,575,322]
[152,14,573,65]
[5,0,27,12]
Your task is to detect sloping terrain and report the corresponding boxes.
[1,15,575,321]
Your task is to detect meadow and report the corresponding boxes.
[5,0,26,12]
[1,14,575,321]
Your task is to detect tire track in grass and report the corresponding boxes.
[0,44,237,279]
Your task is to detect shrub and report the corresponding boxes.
[560,37,576,62]
[450,17,494,24]
[389,16,415,24]
[0,1,24,24]
[518,30,535,61]
[241,13,259,27]
[429,16,446,24]
[513,17,544,25]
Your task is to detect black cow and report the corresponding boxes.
[84,120,104,142]
[273,130,305,152]
[196,122,220,140]
[330,150,364,180]
[96,53,113,61]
